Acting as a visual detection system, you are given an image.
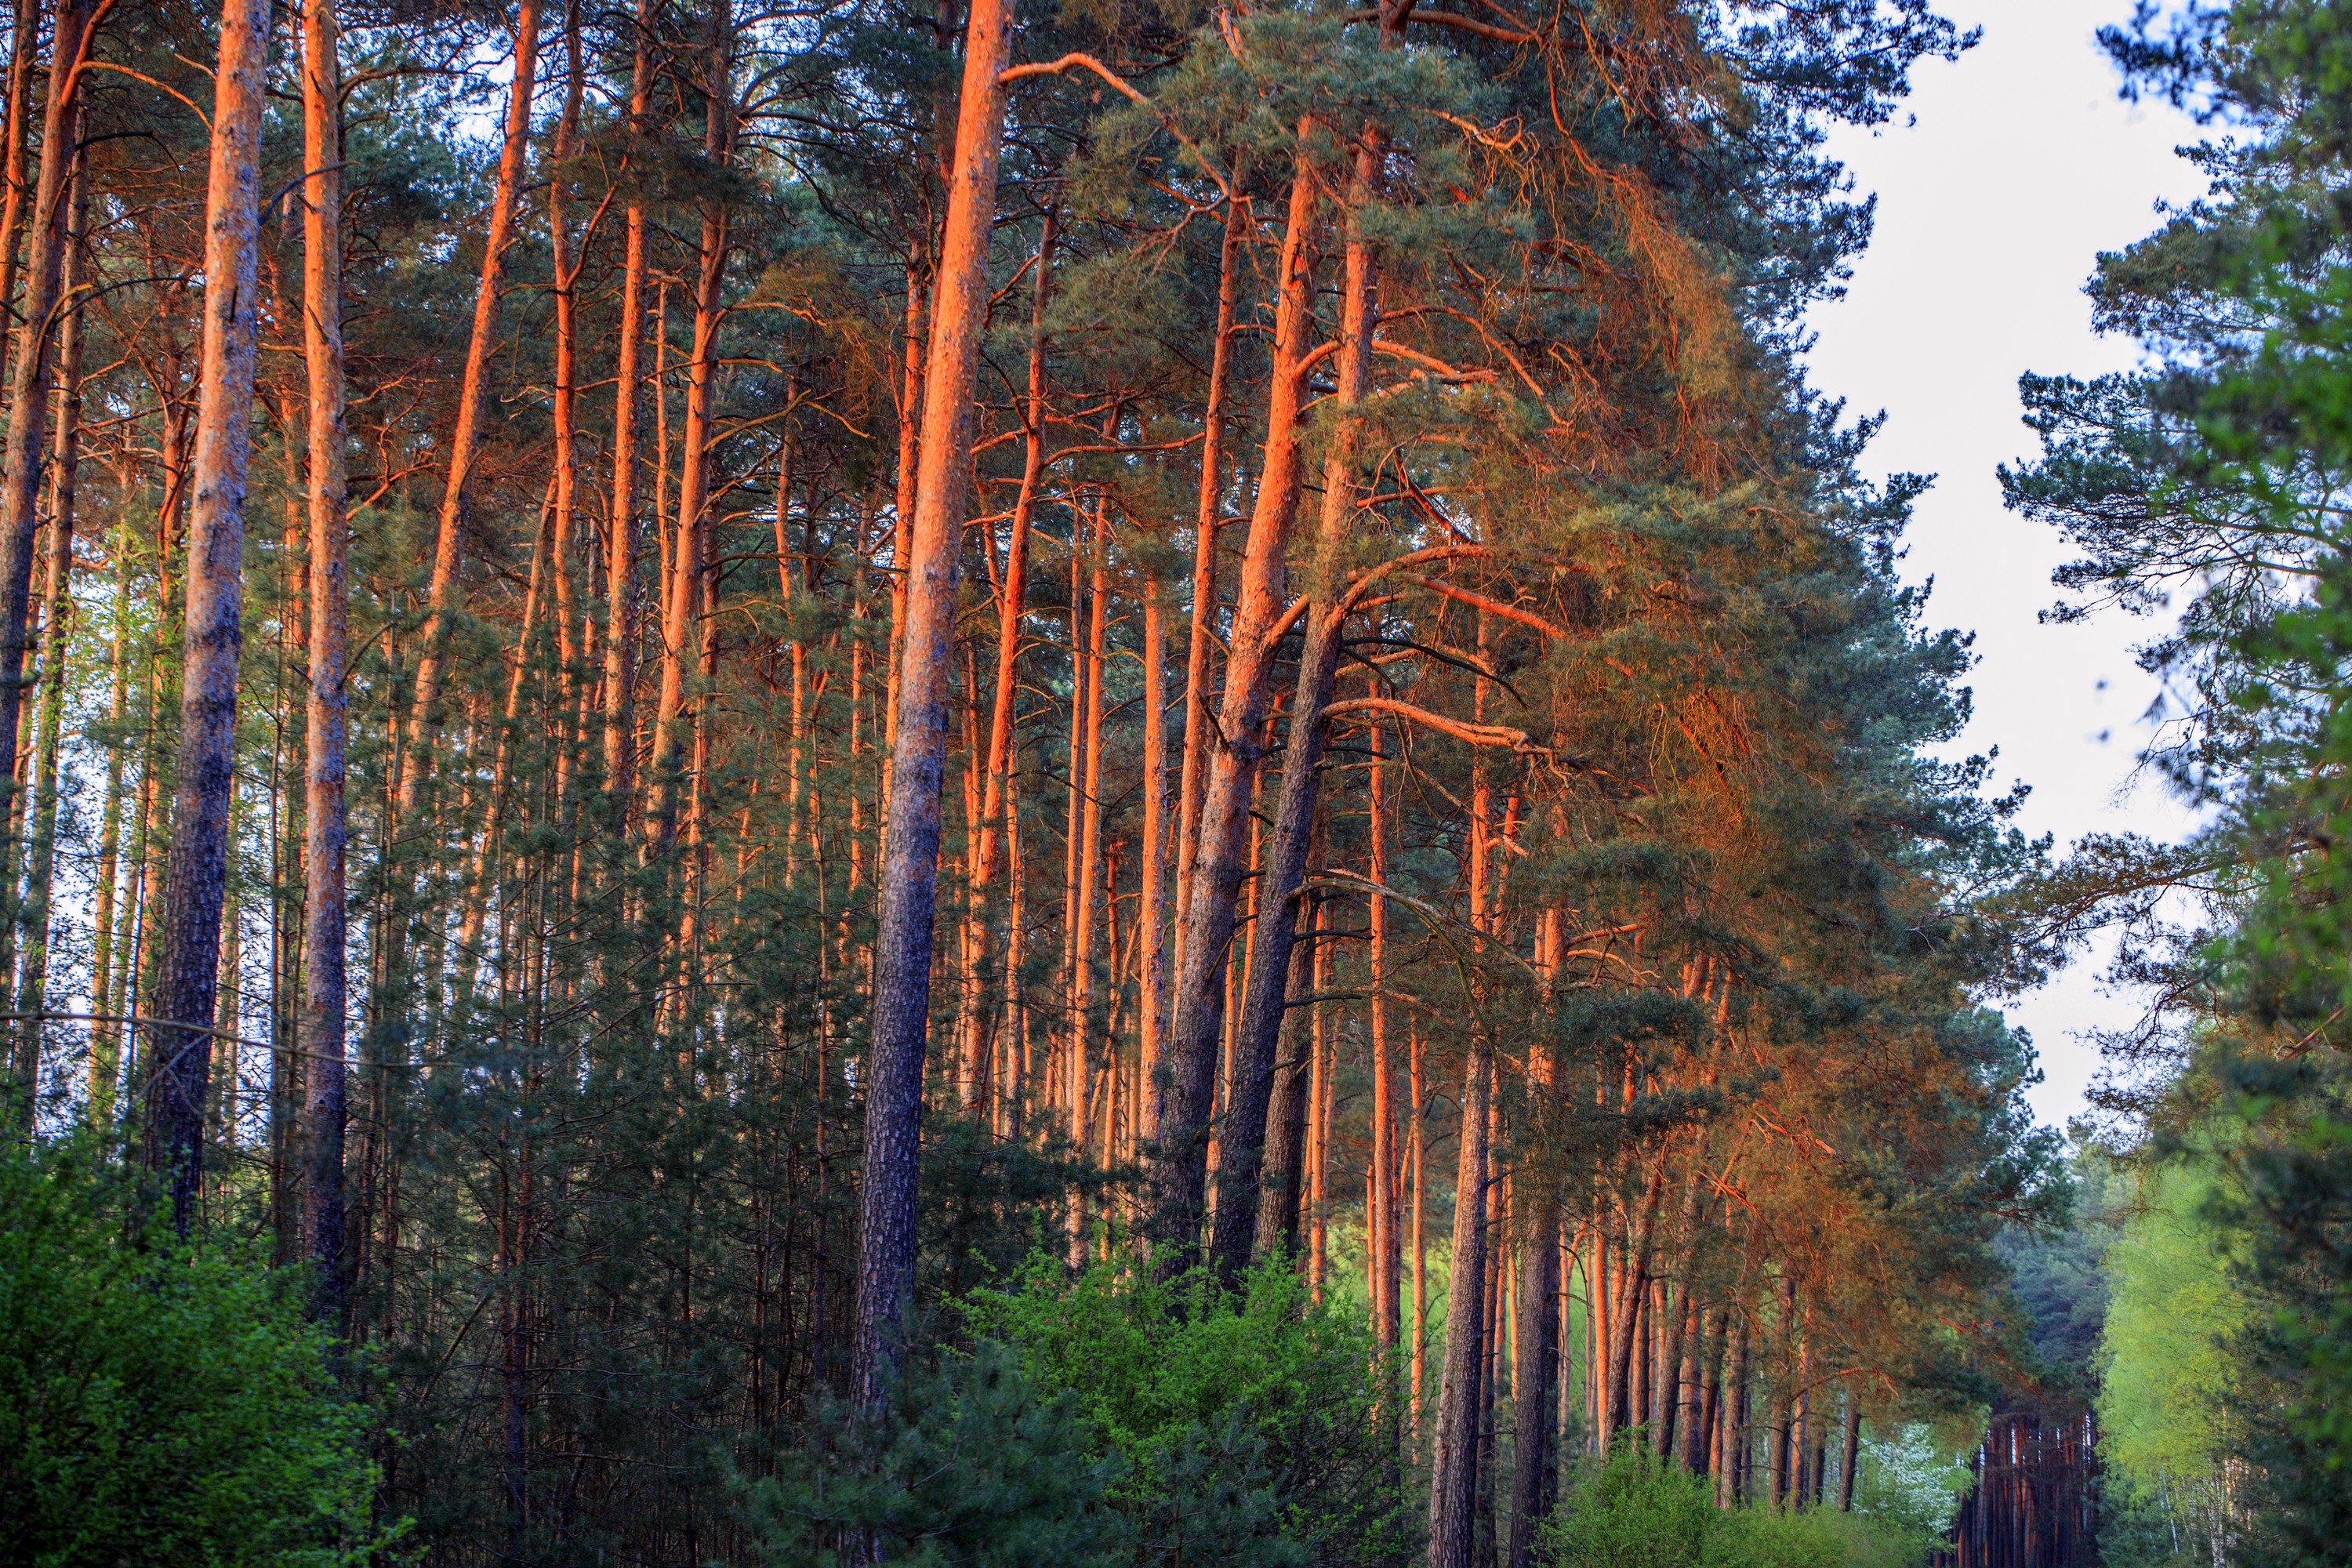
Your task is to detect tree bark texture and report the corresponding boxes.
[299,0,351,1319]
[144,0,269,1233]
[851,0,1014,1406]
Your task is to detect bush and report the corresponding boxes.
[740,1339,1131,1568]
[0,1137,385,1567]
[963,1255,1410,1567]
[1545,1448,1931,1568]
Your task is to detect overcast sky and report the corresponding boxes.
[1799,0,2210,1127]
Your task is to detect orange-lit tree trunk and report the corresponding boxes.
[960,208,1054,1111]
[144,0,270,1233]
[1170,167,1249,958]
[397,0,540,823]
[1136,557,1168,1125]
[298,0,350,1319]
[601,0,655,802]
[1214,123,1377,1277]
[546,0,588,802]
[0,0,35,385]
[1152,131,1319,1269]
[648,0,731,851]
[851,0,1014,1406]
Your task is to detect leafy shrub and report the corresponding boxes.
[964,1256,1410,1567]
[1545,1448,1931,1568]
[740,1339,1131,1568]
[0,1137,385,1567]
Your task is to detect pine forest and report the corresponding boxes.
[0,0,2347,1564]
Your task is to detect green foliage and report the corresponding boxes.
[1542,1449,1932,1568]
[740,1340,1129,1568]
[2096,1152,2249,1503]
[962,1258,1408,1568]
[0,1137,387,1567]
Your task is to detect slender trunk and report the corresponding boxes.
[0,5,93,1096]
[298,0,350,1320]
[1251,903,1316,1261]
[648,0,731,850]
[853,0,1014,1405]
[1173,164,1249,953]
[601,0,655,802]
[1152,132,1321,1269]
[89,520,131,1120]
[1837,1391,1860,1511]
[1428,1027,1494,1568]
[547,0,586,803]
[12,120,84,1089]
[0,0,37,387]
[1069,499,1109,1159]
[1137,560,1167,1128]
[1509,1094,1562,1564]
[397,0,542,824]
[1410,1020,1428,1427]
[964,210,1054,1109]
[143,0,270,1233]
[1370,722,1399,1361]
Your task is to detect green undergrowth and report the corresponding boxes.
[1545,1447,1935,1568]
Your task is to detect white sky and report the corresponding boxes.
[1799,0,2209,1128]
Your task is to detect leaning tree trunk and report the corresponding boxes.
[1151,131,1321,1271]
[298,0,350,1319]
[851,0,1015,1406]
[144,0,270,1235]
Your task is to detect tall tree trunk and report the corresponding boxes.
[1151,131,1320,1269]
[1370,721,1399,1365]
[1428,1027,1494,1568]
[1837,1390,1860,1511]
[1171,166,1248,953]
[88,516,131,1120]
[1214,125,1376,1277]
[1509,997,1563,1564]
[143,0,270,1233]
[601,0,655,802]
[851,0,1014,1406]
[12,116,83,1088]
[1410,1019,1428,1427]
[1136,559,1167,1125]
[546,0,586,803]
[964,209,1054,1111]
[648,0,730,850]
[0,0,38,386]
[396,0,541,825]
[1250,908,1316,1261]
[298,0,349,1319]
[0,1,93,1108]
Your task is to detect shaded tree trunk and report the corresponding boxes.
[1428,1027,1495,1568]
[601,0,655,802]
[144,0,270,1233]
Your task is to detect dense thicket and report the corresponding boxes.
[0,0,2066,1559]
